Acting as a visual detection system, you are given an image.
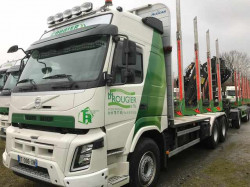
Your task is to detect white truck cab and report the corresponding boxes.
[225,86,236,103]
[3,2,228,187]
[0,61,22,138]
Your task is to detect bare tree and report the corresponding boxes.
[221,50,250,71]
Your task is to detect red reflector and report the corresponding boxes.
[207,108,212,112]
[195,109,201,114]
[176,111,183,116]
[216,107,221,111]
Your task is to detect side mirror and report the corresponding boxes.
[7,45,19,53]
[122,39,136,66]
[42,67,52,74]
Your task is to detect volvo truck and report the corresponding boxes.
[3,1,229,186]
[0,60,23,139]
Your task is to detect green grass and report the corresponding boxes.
[183,143,250,187]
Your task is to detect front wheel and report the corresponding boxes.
[129,138,160,187]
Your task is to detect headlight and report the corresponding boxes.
[71,138,104,172]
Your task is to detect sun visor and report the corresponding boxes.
[27,24,118,52]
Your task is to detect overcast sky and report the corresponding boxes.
[0,0,249,75]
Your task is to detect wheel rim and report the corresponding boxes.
[222,122,226,137]
[213,124,218,142]
[138,151,156,186]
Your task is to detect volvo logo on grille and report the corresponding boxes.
[35,97,42,109]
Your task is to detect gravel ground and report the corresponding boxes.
[0,121,250,187]
[157,121,250,187]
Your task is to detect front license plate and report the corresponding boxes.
[18,155,37,167]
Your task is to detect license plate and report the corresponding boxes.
[18,155,37,167]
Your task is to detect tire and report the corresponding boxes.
[129,138,160,187]
[244,111,250,122]
[232,112,241,129]
[219,116,228,143]
[206,120,219,149]
[242,111,249,122]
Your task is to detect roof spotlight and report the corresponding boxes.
[81,2,93,12]
[54,13,64,22]
[105,0,113,6]
[47,16,55,25]
[72,6,82,15]
[63,9,73,19]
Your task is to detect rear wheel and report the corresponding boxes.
[129,138,160,187]
[242,111,249,122]
[232,112,241,129]
[206,120,219,149]
[219,116,228,142]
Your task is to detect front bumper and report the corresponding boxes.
[3,150,108,187]
[3,127,108,187]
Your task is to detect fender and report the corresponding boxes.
[124,125,161,154]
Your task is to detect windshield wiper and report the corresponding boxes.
[2,88,11,91]
[43,74,73,82]
[17,79,37,89]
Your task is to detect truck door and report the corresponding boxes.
[105,40,144,150]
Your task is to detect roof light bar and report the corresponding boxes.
[47,16,55,25]
[47,2,94,26]
[63,9,73,19]
[81,2,93,12]
[54,13,64,22]
[72,6,82,16]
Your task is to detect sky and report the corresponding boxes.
[0,0,249,75]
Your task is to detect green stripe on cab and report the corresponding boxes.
[134,31,166,136]
[0,107,9,115]
[12,114,75,128]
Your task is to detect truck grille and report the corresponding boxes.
[13,138,54,159]
[12,164,51,183]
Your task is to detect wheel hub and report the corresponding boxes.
[138,151,156,186]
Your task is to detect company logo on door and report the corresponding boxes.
[78,107,94,125]
[108,89,136,109]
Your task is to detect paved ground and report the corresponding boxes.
[0,121,250,187]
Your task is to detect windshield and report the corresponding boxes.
[227,90,235,96]
[0,71,7,90]
[3,71,20,91]
[18,35,109,89]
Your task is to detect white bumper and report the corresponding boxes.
[3,127,109,187]
[3,150,108,186]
